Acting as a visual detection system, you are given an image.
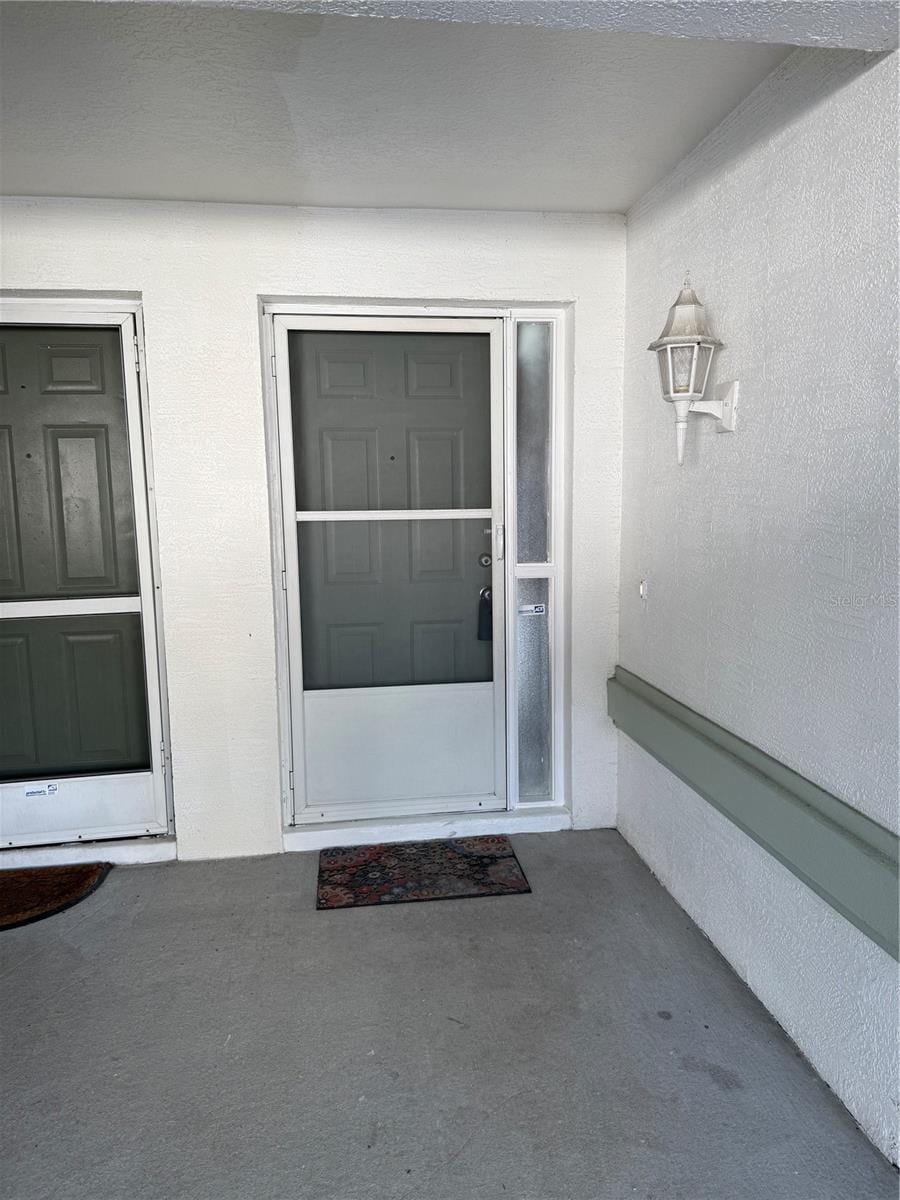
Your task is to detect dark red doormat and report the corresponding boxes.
[316,835,531,910]
[0,863,112,930]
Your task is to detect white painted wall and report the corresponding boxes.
[619,739,899,1161]
[0,201,624,858]
[618,48,899,1159]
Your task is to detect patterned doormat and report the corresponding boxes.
[316,835,531,910]
[0,863,112,930]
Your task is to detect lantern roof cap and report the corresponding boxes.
[648,279,723,350]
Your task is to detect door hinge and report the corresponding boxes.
[160,739,166,773]
[281,568,287,591]
[288,769,295,792]
[133,336,141,374]
[271,354,277,378]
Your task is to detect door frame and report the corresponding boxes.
[262,302,570,830]
[0,296,173,846]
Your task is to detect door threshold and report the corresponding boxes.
[0,836,177,870]
[283,805,571,852]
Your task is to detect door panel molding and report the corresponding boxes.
[405,350,463,399]
[316,349,376,398]
[45,425,119,590]
[39,343,105,394]
[320,428,380,510]
[407,428,462,509]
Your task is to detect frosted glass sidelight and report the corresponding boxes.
[517,577,551,800]
[516,323,552,563]
[298,519,493,690]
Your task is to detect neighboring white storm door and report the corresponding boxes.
[275,318,506,822]
[0,317,167,848]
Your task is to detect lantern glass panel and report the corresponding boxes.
[695,343,713,396]
[671,344,695,394]
[656,349,670,397]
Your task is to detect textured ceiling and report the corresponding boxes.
[1,4,792,211]
[92,0,898,51]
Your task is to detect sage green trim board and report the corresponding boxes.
[607,666,899,960]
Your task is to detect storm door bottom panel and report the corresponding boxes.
[301,682,500,820]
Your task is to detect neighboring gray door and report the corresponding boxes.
[0,326,150,782]
[291,331,493,689]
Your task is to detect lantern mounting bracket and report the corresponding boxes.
[689,380,739,432]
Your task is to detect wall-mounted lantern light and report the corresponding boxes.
[648,278,739,465]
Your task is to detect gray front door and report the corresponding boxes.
[0,321,166,846]
[291,330,494,689]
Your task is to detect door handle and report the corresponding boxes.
[494,524,505,562]
[478,587,493,641]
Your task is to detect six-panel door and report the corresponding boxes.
[292,331,493,690]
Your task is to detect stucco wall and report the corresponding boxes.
[619,738,899,1161]
[618,48,898,1159]
[0,200,624,858]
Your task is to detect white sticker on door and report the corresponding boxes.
[518,603,547,616]
[22,781,60,800]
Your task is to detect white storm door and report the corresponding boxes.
[0,315,168,847]
[274,317,507,823]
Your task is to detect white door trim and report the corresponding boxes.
[0,298,173,848]
[282,804,572,853]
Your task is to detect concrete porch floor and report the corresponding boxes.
[1,831,893,1200]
